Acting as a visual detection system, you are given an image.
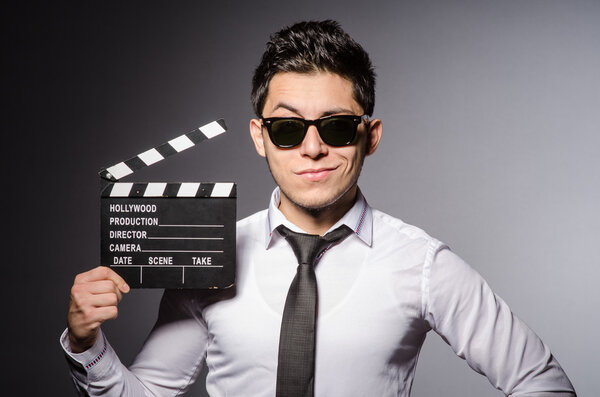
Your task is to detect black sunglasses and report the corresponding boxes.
[261,114,368,148]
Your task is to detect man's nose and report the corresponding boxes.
[299,126,328,158]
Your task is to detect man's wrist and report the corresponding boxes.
[68,328,98,353]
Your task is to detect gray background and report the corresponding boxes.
[5,1,598,395]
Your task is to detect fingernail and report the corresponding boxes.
[122,283,130,293]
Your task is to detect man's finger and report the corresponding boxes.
[90,292,120,307]
[75,266,130,293]
[94,305,119,321]
[76,305,118,324]
[83,280,124,300]
[70,283,122,305]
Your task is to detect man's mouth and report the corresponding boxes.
[295,167,337,181]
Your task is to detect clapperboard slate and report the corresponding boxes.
[99,119,235,289]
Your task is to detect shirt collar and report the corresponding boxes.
[265,187,373,249]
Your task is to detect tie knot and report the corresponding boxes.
[276,225,353,266]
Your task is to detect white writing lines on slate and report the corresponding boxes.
[158,224,225,228]
[111,265,224,268]
[141,250,224,253]
[147,236,224,240]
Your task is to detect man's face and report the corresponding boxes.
[250,71,381,214]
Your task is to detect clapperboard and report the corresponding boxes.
[99,119,235,289]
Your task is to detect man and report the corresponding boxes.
[62,20,576,396]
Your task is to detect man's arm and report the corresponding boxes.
[424,247,576,396]
[61,267,209,396]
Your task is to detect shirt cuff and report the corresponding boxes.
[60,328,107,367]
[60,328,119,384]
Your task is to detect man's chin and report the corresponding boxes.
[284,192,335,210]
[282,185,356,214]
[296,199,337,213]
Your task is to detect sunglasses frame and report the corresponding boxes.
[260,114,368,148]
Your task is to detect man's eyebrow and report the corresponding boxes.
[269,103,356,118]
[320,107,355,117]
[269,102,300,115]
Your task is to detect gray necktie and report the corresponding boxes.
[275,224,353,397]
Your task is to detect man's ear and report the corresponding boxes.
[249,118,266,157]
[365,119,382,156]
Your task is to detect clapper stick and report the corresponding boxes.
[99,119,236,289]
[100,119,227,181]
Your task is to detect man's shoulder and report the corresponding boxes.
[371,207,442,247]
[235,208,268,240]
[237,208,268,227]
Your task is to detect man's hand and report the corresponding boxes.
[67,266,130,353]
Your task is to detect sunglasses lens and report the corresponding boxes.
[270,119,306,147]
[319,117,357,146]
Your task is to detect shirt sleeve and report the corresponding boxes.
[423,245,576,396]
[60,289,209,396]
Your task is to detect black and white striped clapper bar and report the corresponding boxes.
[99,119,235,289]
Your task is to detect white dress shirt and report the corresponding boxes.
[61,188,576,396]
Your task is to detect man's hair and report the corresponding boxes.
[251,20,376,117]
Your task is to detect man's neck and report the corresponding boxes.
[278,186,358,236]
